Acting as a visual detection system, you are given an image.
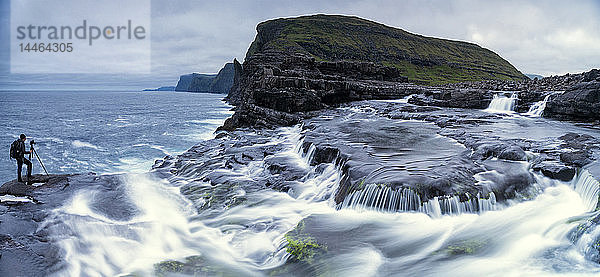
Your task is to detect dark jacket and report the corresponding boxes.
[15,140,31,159]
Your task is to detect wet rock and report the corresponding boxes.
[472,143,527,162]
[532,162,575,181]
[546,81,600,121]
[153,255,234,276]
[310,146,340,166]
[0,173,129,276]
[476,160,535,201]
[284,220,327,264]
[220,102,303,131]
[472,143,507,160]
[498,146,527,161]
[409,89,493,109]
[0,174,71,196]
[560,151,591,167]
[559,133,598,150]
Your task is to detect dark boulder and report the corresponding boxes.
[532,162,576,181]
[560,151,591,167]
[310,146,341,166]
[545,81,600,121]
[498,146,528,161]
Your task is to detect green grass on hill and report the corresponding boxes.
[246,14,527,85]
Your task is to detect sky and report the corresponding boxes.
[1,0,599,86]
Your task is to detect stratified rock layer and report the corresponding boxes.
[222,52,425,129]
[546,80,600,121]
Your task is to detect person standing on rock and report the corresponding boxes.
[10,134,33,182]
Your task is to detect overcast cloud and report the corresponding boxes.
[149,0,599,77]
[2,0,599,79]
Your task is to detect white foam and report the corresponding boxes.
[485,92,518,113]
[0,194,34,203]
[72,140,101,150]
[47,174,255,276]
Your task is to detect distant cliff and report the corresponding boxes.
[175,63,234,93]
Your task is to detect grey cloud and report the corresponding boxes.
[2,0,599,78]
[148,0,599,76]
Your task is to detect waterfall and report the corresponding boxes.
[525,92,563,117]
[303,144,317,166]
[339,184,497,217]
[486,92,518,112]
[525,94,552,117]
[572,169,600,212]
[567,169,600,263]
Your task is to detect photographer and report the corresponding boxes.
[10,134,33,182]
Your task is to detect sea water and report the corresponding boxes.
[0,89,232,183]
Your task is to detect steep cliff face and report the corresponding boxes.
[175,73,209,91]
[175,63,234,93]
[222,14,528,130]
[209,63,235,93]
[225,59,244,105]
[186,73,216,92]
[246,14,526,85]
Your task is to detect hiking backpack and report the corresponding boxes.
[9,140,19,159]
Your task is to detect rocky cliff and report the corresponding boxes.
[545,69,600,120]
[246,14,527,85]
[222,51,428,130]
[208,62,235,93]
[409,68,600,116]
[175,63,234,93]
[223,14,527,130]
[175,73,208,91]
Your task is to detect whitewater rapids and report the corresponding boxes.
[38,123,600,276]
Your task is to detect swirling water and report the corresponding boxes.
[2,90,600,276]
[45,124,600,276]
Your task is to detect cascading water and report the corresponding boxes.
[485,92,518,113]
[525,92,563,117]
[567,169,600,263]
[525,94,552,117]
[42,174,255,276]
[42,122,600,276]
[339,183,497,217]
[45,125,346,276]
[572,169,600,211]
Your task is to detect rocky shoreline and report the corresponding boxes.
[223,51,599,130]
[0,173,118,275]
[2,14,600,275]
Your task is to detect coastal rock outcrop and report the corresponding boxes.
[0,173,130,276]
[407,69,600,114]
[545,80,600,121]
[223,14,526,129]
[175,63,235,93]
[221,51,425,130]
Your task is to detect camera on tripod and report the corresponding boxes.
[28,139,49,176]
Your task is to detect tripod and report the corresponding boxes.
[29,143,49,177]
